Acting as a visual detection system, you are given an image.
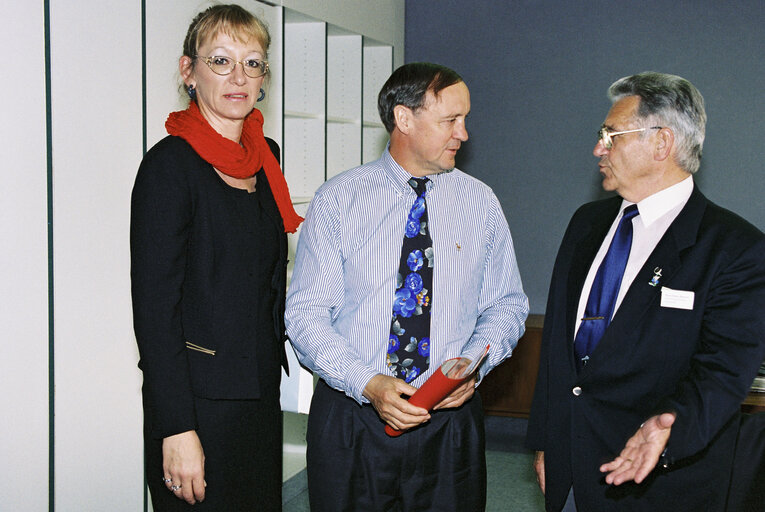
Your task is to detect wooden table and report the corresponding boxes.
[479,314,765,417]
[478,314,543,417]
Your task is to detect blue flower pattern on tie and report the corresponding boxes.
[388,178,433,381]
[388,334,400,354]
[418,337,430,357]
[393,288,417,318]
[407,249,424,272]
[405,273,423,294]
[405,219,420,238]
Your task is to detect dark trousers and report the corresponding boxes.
[307,379,487,512]
[145,395,282,511]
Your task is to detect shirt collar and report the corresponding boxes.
[622,175,694,227]
[381,144,451,195]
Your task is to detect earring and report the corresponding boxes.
[187,84,196,100]
[257,88,266,102]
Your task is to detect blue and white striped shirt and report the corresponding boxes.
[285,148,529,404]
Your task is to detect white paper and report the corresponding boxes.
[660,287,695,310]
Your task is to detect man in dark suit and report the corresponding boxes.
[526,71,765,511]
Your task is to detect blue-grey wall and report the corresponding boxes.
[406,0,765,313]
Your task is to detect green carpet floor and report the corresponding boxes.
[486,450,545,511]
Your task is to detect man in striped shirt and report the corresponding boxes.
[286,62,528,511]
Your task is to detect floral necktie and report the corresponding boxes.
[388,177,433,382]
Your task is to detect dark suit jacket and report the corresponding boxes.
[131,135,288,439]
[527,185,765,511]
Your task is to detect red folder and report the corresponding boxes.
[384,345,489,437]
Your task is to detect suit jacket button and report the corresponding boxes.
[572,386,582,396]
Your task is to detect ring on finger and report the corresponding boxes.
[171,484,182,492]
[162,477,172,483]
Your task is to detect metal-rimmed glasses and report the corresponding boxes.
[196,55,269,78]
[598,125,662,150]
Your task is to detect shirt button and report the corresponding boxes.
[572,386,582,396]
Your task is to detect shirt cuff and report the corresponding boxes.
[343,361,382,405]
[459,341,493,383]
[460,342,487,362]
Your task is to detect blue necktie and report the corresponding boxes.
[388,178,433,383]
[574,204,639,370]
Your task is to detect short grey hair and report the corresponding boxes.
[608,72,706,174]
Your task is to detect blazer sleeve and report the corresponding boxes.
[525,207,583,451]
[657,225,765,462]
[131,140,198,439]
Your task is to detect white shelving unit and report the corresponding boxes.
[363,43,394,163]
[327,30,362,178]
[283,14,326,202]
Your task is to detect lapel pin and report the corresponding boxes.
[649,267,662,287]
[455,242,461,250]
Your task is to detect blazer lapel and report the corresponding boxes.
[566,198,622,369]
[584,186,708,372]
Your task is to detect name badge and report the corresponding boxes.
[660,287,695,310]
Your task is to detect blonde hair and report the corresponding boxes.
[183,4,271,63]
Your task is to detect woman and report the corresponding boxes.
[131,4,302,510]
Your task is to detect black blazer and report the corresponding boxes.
[527,186,765,511]
[131,135,288,439]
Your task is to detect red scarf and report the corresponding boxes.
[165,101,303,233]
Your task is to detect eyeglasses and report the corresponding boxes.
[598,125,662,150]
[196,55,269,78]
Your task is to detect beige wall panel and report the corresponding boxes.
[0,2,49,511]
[50,0,144,508]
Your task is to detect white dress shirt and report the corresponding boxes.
[574,176,694,337]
